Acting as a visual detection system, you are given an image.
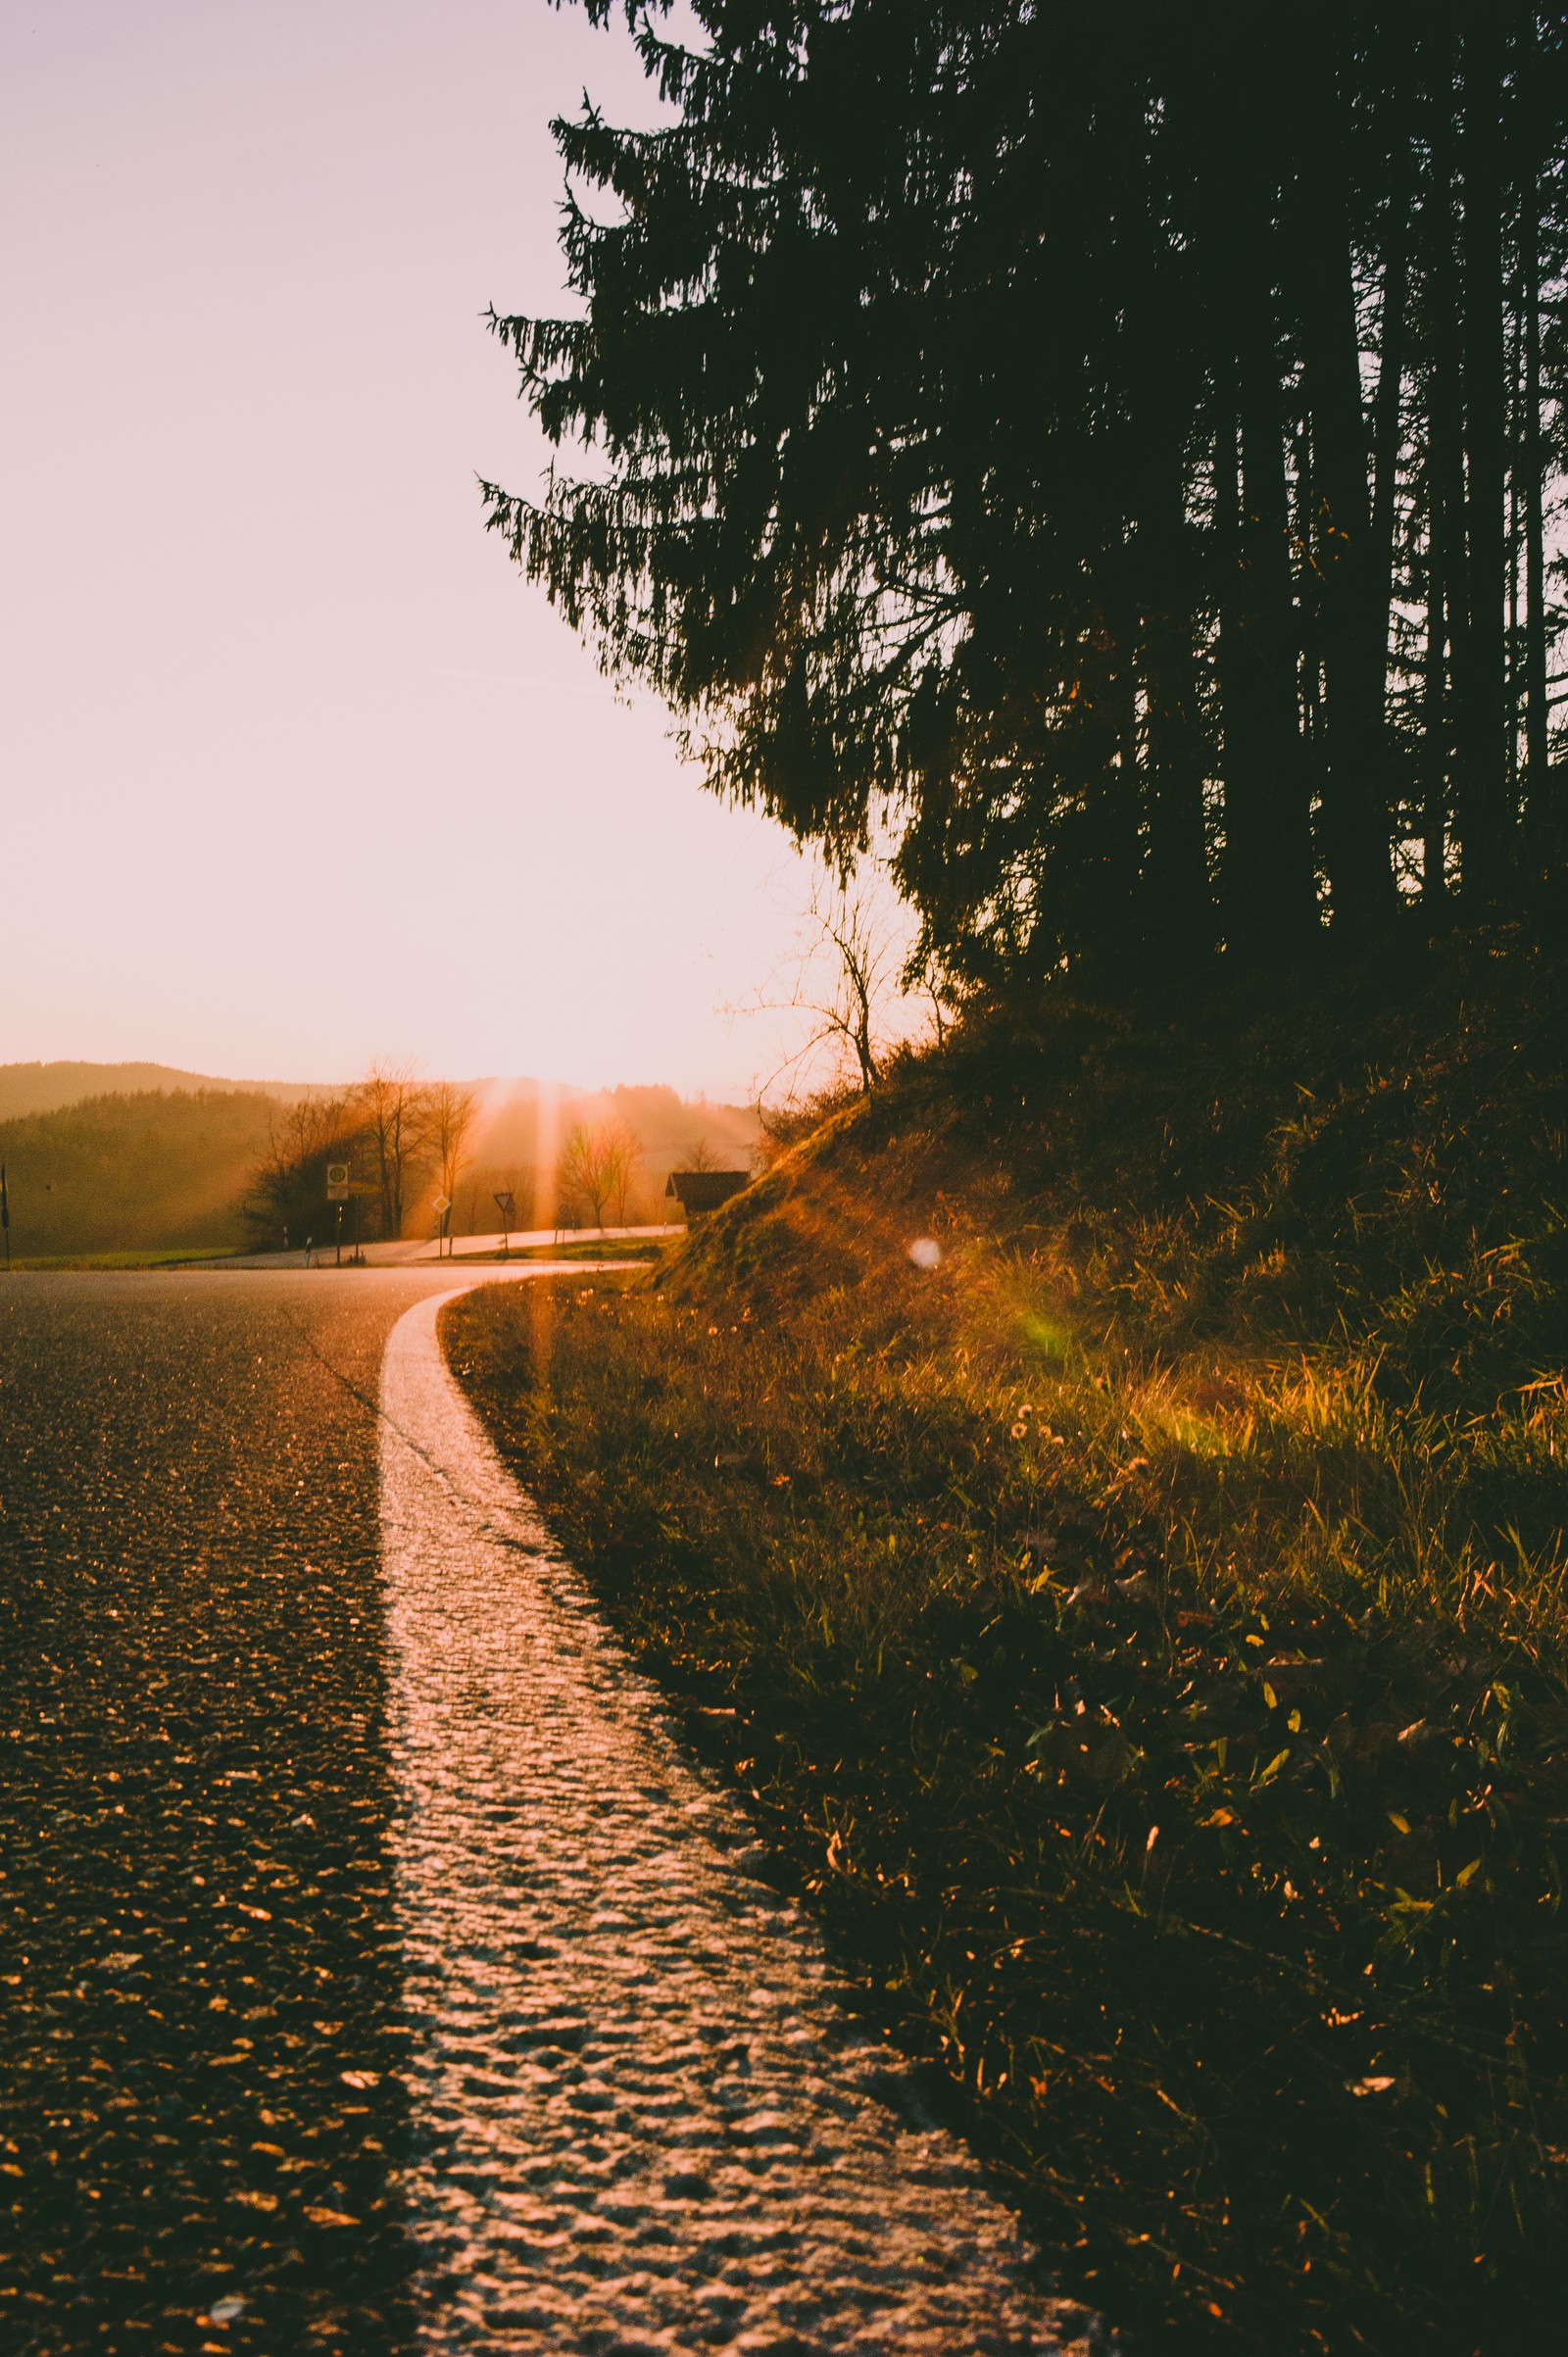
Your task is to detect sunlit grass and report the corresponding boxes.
[445,948,1568,2355]
[8,1245,243,1271]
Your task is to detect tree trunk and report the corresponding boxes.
[1458,2,1511,905]
[1371,161,1413,779]
[1223,243,1318,957]
[1524,211,1548,796]
[1109,55,1212,974]
[1135,383,1211,970]
[1428,54,1467,912]
[1141,591,1211,966]
[1422,474,1449,906]
[1521,116,1555,908]
[1134,80,1213,971]
[1508,270,1522,815]
[1296,51,1397,932]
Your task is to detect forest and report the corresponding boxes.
[486,1,1568,989]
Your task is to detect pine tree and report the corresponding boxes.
[486,1,1568,991]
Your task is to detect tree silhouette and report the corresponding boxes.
[486,2,1568,984]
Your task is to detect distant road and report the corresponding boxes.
[220,1222,683,1271]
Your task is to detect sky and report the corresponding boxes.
[2,0,836,1099]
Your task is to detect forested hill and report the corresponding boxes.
[0,1062,315,1123]
[0,1091,278,1258]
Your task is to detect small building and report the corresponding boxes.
[665,1169,749,1220]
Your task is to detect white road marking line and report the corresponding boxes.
[380,1292,1097,2353]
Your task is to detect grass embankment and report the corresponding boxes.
[444,940,1568,2356]
[6,1247,242,1272]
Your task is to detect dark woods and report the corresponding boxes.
[485,1,1568,992]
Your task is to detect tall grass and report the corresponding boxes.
[445,942,1568,2355]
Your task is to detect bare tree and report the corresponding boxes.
[426,1080,480,1255]
[356,1058,428,1242]
[747,859,928,1102]
[911,952,957,1049]
[243,1094,362,1248]
[558,1119,642,1230]
[607,1119,642,1221]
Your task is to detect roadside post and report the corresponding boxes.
[1,1160,8,1271]
[493,1189,515,1260]
[325,1164,351,1268]
[433,1193,452,1258]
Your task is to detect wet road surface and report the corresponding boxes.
[2,1272,1090,2356]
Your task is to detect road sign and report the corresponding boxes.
[325,1162,351,1203]
[432,1193,452,1215]
[493,1190,515,1227]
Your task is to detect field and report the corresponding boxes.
[444,936,1568,2356]
[7,1247,242,1272]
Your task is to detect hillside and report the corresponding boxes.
[0,1091,279,1258]
[0,1060,317,1123]
[445,935,1568,2356]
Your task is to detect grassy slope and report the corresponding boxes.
[0,1090,278,1256]
[444,937,1568,2356]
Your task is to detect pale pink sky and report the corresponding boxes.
[2,0,821,1097]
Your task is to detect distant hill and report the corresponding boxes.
[0,1061,320,1123]
[0,1070,762,1257]
[0,1090,282,1258]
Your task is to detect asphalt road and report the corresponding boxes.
[2,1272,1085,2357]
[0,1270,484,2357]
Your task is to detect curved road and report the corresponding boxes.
[0,1272,1091,2357]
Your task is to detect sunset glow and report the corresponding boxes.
[3,0,812,1095]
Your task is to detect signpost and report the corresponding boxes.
[325,1164,352,1267]
[432,1192,452,1258]
[493,1189,515,1260]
